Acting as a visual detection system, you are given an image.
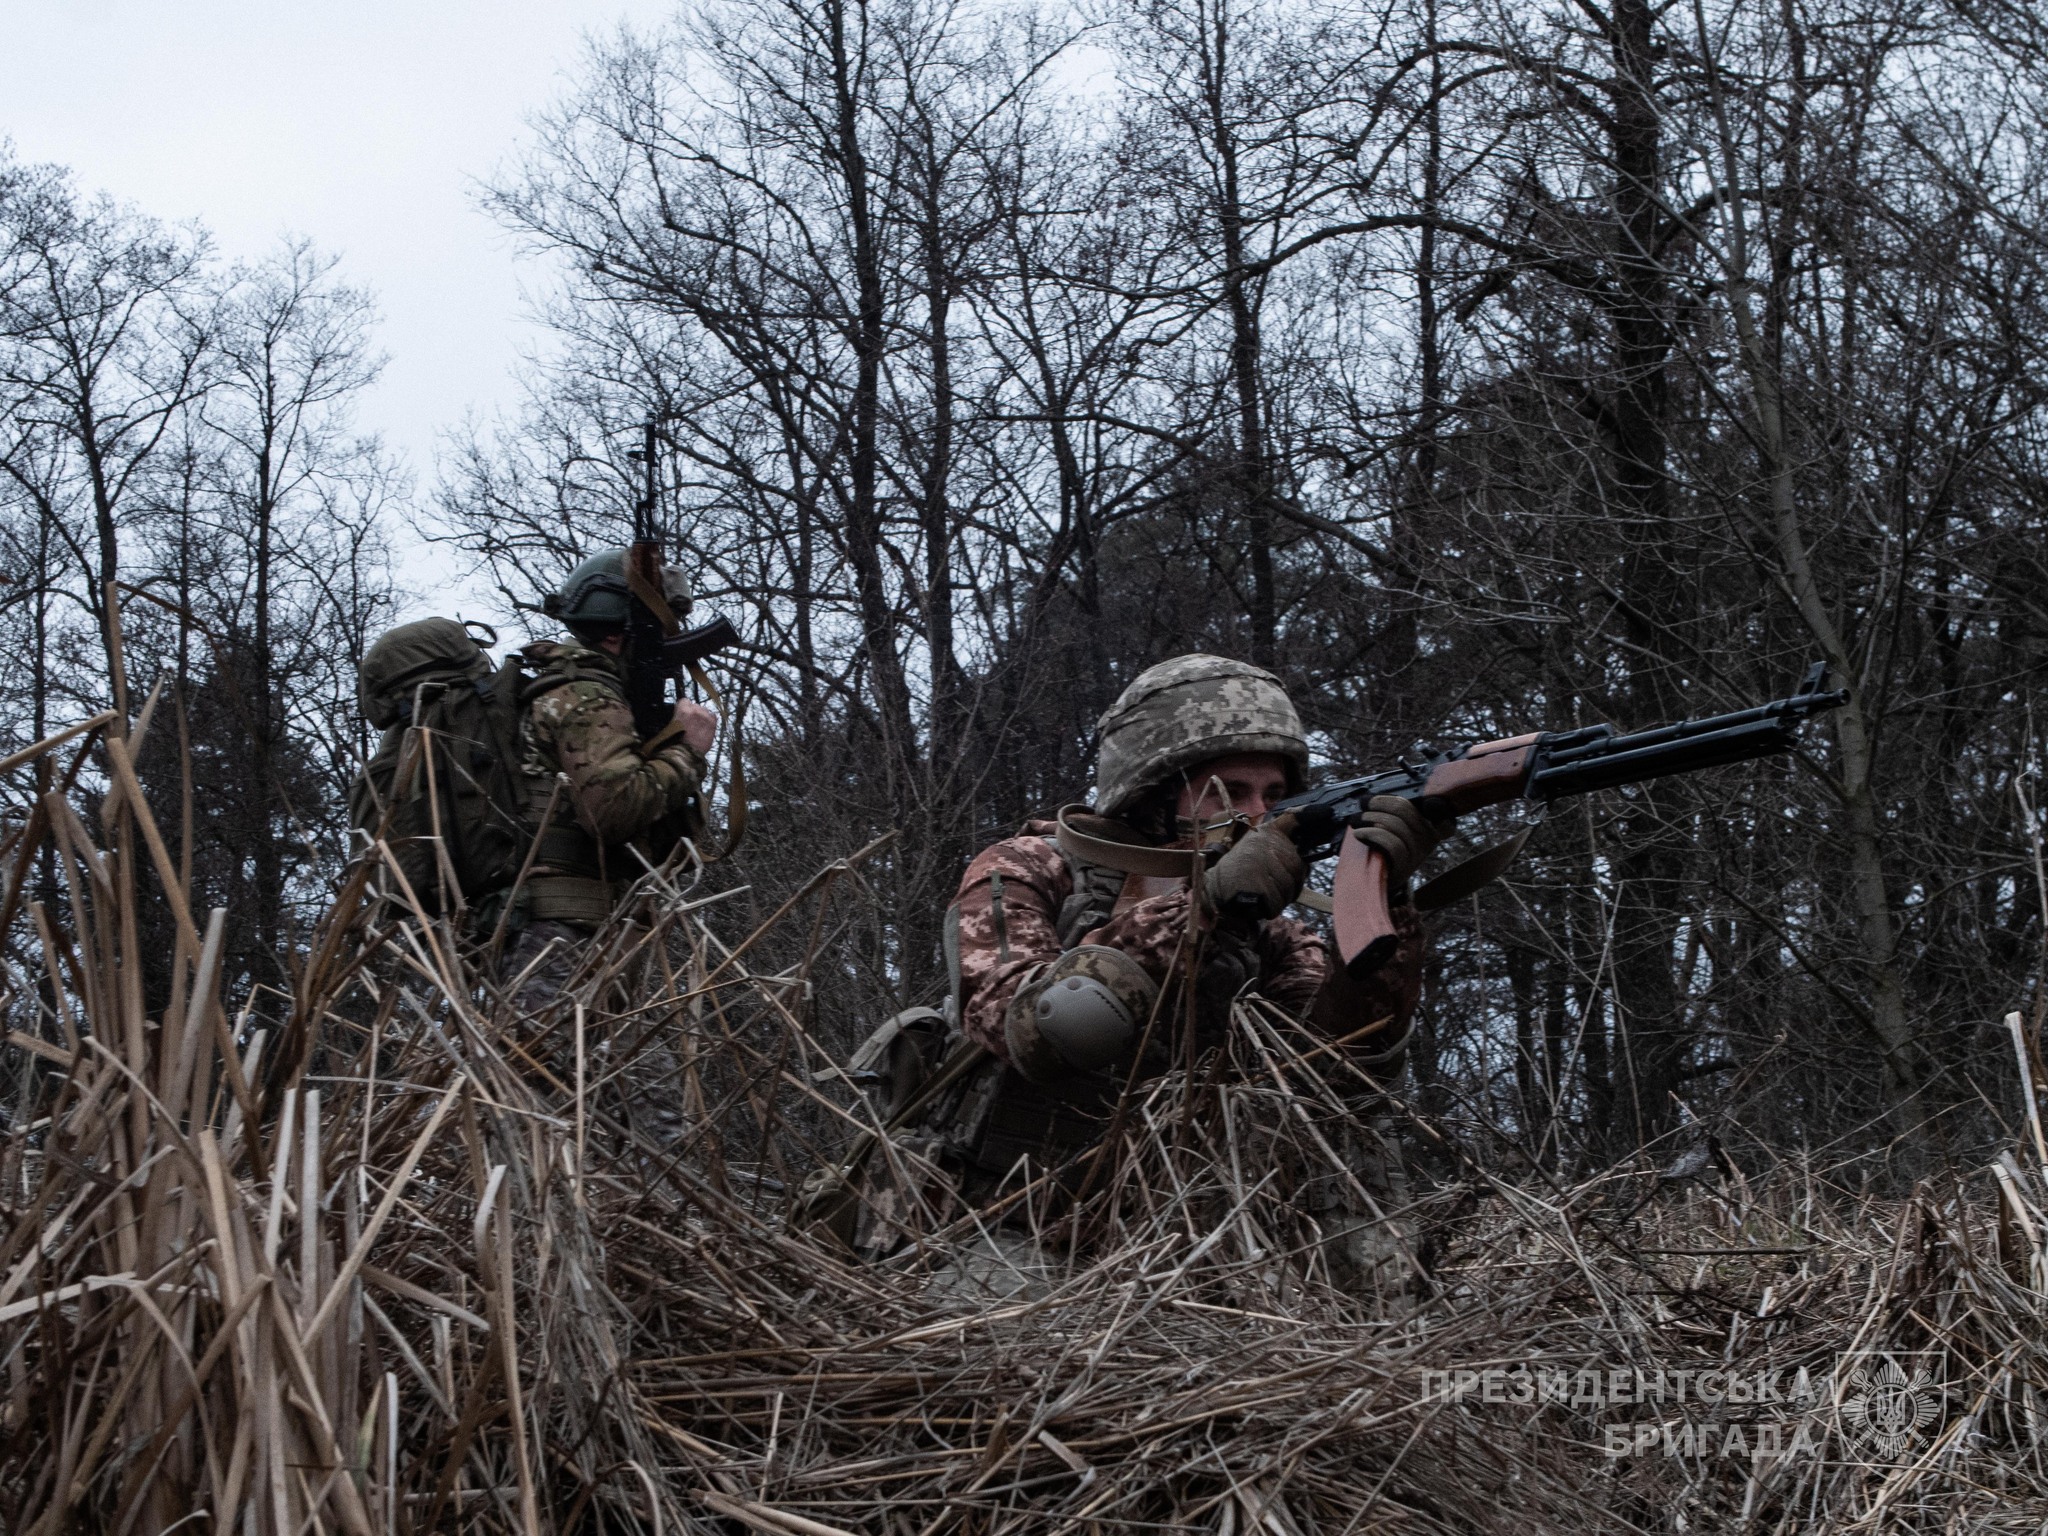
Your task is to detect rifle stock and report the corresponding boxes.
[1278,666,1849,977]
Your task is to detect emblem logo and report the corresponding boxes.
[1838,1354,1941,1460]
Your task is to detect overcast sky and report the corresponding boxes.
[1,0,670,601]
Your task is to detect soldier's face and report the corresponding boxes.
[1173,752,1293,827]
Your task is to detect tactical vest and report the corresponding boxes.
[514,650,610,880]
[510,645,701,928]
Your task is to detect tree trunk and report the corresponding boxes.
[251,421,284,979]
[1598,0,1689,1151]
[1202,0,1278,666]
[918,155,960,771]
[827,0,919,785]
[1699,5,1927,1165]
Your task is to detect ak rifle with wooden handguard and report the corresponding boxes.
[1273,664,1849,976]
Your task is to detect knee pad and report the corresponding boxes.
[1005,945,1158,1085]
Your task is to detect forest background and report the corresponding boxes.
[5,0,2047,1184]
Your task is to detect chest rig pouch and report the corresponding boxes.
[1051,840,1129,950]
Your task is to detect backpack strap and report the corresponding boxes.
[517,647,624,707]
[942,902,963,1028]
[1050,850,1124,951]
[477,653,529,777]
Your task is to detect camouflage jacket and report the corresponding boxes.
[519,641,707,879]
[953,819,1423,1063]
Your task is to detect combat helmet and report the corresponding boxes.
[1092,654,1308,818]
[542,549,691,643]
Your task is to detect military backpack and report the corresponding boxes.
[348,619,532,914]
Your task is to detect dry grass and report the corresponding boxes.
[4,713,2048,1532]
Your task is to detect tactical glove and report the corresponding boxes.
[1204,817,1308,925]
[1351,795,1444,900]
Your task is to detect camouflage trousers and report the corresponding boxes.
[500,918,594,1016]
[495,917,686,1144]
[1299,1109,1422,1302]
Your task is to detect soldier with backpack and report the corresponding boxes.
[351,549,717,1011]
[500,549,717,1008]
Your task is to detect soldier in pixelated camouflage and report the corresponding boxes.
[833,655,1435,1294]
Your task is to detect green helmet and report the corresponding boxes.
[1092,654,1308,818]
[541,549,691,641]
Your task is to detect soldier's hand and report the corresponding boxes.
[673,698,719,757]
[1351,795,1445,899]
[1204,816,1306,924]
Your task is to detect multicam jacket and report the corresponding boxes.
[953,819,1424,1063]
[518,641,707,884]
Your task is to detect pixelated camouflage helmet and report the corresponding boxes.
[541,548,691,642]
[1092,654,1308,817]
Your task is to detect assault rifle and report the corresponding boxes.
[623,606,741,746]
[1271,664,1849,975]
[623,420,740,750]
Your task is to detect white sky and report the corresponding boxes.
[1,0,672,613]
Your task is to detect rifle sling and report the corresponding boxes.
[1412,822,1536,912]
[1053,804,1203,880]
[638,718,688,756]
[691,658,748,861]
[642,657,748,861]
[624,551,679,632]
[1053,803,1532,915]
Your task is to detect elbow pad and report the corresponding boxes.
[1004,945,1158,1087]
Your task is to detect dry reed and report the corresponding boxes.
[4,710,2048,1533]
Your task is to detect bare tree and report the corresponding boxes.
[430,0,2048,1177]
[0,158,214,713]
[0,155,401,1006]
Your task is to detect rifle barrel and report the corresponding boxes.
[1537,689,1845,769]
[1531,715,1820,800]
[1275,673,1845,851]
